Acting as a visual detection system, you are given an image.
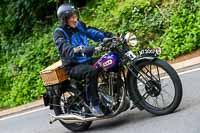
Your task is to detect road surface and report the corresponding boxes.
[1,65,200,133]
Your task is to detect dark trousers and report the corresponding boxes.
[64,59,99,106]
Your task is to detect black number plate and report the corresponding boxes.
[139,47,162,57]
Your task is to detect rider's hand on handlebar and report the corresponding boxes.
[103,37,113,43]
[95,46,102,52]
[73,45,84,53]
[73,45,95,57]
[82,46,95,57]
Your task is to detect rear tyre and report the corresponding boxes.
[53,96,92,132]
[129,59,183,115]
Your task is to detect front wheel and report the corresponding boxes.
[128,59,183,115]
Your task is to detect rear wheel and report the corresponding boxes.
[53,95,92,132]
[129,59,183,115]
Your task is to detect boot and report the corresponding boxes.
[91,105,104,117]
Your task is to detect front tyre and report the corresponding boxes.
[129,59,183,115]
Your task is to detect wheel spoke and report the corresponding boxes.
[150,64,152,79]
[152,97,158,108]
[156,93,167,108]
[162,83,168,88]
[138,71,149,83]
[162,81,171,89]
[142,91,150,100]
[161,89,173,99]
[155,97,160,108]
[160,93,166,107]
[156,66,161,82]
[143,66,160,83]
[138,86,146,94]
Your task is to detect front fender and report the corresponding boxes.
[132,56,156,65]
[126,56,157,110]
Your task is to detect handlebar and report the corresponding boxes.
[95,36,123,53]
[99,37,117,48]
[103,37,113,43]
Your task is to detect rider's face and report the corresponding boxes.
[67,14,78,28]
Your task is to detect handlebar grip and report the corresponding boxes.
[103,38,113,43]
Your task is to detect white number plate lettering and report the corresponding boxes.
[125,51,136,61]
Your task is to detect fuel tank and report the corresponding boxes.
[93,52,119,71]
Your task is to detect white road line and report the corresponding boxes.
[0,107,48,121]
[0,67,200,121]
[177,67,200,76]
[157,67,200,80]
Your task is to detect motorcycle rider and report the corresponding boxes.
[53,4,112,117]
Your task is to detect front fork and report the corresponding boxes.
[124,54,157,110]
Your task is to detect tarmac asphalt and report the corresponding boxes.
[0,56,200,133]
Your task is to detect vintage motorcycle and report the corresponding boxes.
[43,33,183,132]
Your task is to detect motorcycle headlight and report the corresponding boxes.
[124,32,137,47]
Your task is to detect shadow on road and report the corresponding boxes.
[87,110,154,132]
[88,105,186,132]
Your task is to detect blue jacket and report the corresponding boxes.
[53,21,111,66]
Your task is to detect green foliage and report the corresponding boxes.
[82,1,163,38]
[81,0,200,58]
[0,0,200,108]
[151,0,200,59]
[0,0,57,39]
[0,23,59,107]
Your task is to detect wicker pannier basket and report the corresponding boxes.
[40,60,68,86]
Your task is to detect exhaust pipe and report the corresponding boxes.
[49,113,106,124]
[49,86,127,124]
